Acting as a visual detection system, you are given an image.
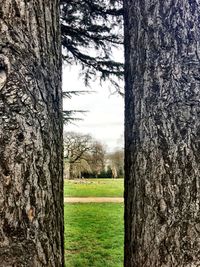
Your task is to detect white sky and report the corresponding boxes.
[62,64,124,152]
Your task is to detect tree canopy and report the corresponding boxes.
[60,0,124,87]
[60,0,124,124]
[64,132,106,178]
[64,131,124,178]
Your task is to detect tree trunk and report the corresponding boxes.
[0,1,64,266]
[124,0,200,266]
[69,163,74,179]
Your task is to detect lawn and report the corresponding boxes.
[64,178,124,197]
[64,203,124,267]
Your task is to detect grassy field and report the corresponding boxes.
[64,178,124,267]
[64,203,124,267]
[64,178,124,197]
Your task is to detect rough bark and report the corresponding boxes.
[0,1,64,266]
[124,1,200,266]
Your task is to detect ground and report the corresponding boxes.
[64,178,124,197]
[64,197,123,203]
[64,178,124,267]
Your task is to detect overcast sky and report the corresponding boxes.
[62,65,124,152]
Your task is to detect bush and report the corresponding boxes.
[81,167,113,179]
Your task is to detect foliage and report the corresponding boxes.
[99,166,113,178]
[60,0,124,87]
[63,109,87,124]
[60,0,124,123]
[64,178,124,197]
[82,167,113,178]
[64,203,124,267]
[62,91,94,124]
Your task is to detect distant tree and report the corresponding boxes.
[124,0,200,266]
[97,167,113,178]
[64,132,107,178]
[108,149,124,178]
[64,132,93,178]
[87,141,106,177]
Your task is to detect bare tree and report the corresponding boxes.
[0,1,63,266]
[64,132,107,178]
[108,149,124,178]
[64,132,93,178]
[87,141,106,177]
[124,0,200,266]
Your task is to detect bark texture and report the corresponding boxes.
[124,0,200,266]
[0,1,63,266]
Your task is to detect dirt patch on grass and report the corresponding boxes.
[64,197,124,203]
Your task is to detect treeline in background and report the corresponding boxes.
[64,132,124,179]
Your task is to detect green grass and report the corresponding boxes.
[64,178,124,197]
[64,203,124,267]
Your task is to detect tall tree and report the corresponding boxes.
[124,1,200,266]
[0,1,63,266]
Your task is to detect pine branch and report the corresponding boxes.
[63,110,88,124]
[62,90,94,99]
[60,0,124,88]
